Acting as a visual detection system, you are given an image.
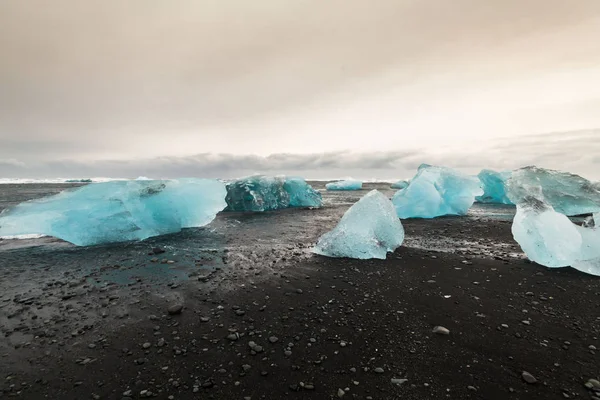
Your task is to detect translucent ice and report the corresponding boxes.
[390,180,409,189]
[325,180,363,191]
[507,166,600,216]
[0,179,227,246]
[476,169,513,204]
[392,164,483,218]
[313,190,404,259]
[512,198,600,275]
[225,175,322,212]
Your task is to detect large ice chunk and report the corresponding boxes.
[325,180,363,191]
[225,175,322,212]
[313,190,404,259]
[507,166,600,216]
[392,164,483,218]
[476,169,513,204]
[390,180,409,189]
[0,179,227,246]
[512,197,600,275]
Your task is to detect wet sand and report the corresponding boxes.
[0,183,599,400]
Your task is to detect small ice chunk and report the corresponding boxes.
[225,175,322,211]
[476,169,513,204]
[392,164,483,219]
[390,180,409,189]
[312,190,404,259]
[507,166,600,216]
[325,180,363,191]
[0,179,226,246]
[512,197,600,275]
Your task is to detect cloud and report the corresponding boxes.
[0,158,25,168]
[1,129,598,181]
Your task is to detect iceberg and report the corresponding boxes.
[0,179,227,246]
[512,197,600,276]
[476,169,513,204]
[225,175,322,212]
[506,166,600,216]
[325,180,363,191]
[392,164,483,218]
[390,180,409,189]
[313,190,404,259]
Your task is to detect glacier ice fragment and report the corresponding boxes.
[0,179,227,246]
[325,180,363,191]
[476,169,513,204]
[511,197,600,275]
[392,164,483,218]
[225,175,322,212]
[312,190,404,259]
[390,180,409,189]
[506,166,600,216]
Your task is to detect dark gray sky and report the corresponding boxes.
[1,0,600,179]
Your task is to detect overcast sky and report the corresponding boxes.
[1,0,600,180]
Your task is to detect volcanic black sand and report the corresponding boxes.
[0,183,599,400]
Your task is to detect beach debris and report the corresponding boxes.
[507,166,600,216]
[476,169,513,204]
[0,178,227,246]
[326,179,363,191]
[225,175,322,211]
[432,326,450,335]
[522,371,537,384]
[390,180,409,189]
[313,190,404,259]
[392,164,483,218]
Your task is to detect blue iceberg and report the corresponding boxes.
[313,190,404,259]
[225,175,322,212]
[0,179,227,246]
[506,166,600,216]
[392,164,483,218]
[325,180,363,191]
[512,197,600,276]
[390,180,409,189]
[476,169,513,204]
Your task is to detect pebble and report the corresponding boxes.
[337,388,345,397]
[432,326,450,335]
[374,367,384,374]
[522,371,537,384]
[142,342,151,349]
[269,336,279,343]
[167,304,183,315]
[391,378,408,385]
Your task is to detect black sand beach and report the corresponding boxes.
[0,183,599,400]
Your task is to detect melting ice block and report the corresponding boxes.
[512,198,600,275]
[476,169,513,204]
[392,164,483,218]
[390,180,409,189]
[0,179,227,246]
[325,180,363,191]
[313,190,404,259]
[507,166,600,216]
[225,175,322,212]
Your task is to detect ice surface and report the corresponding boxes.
[313,190,404,259]
[325,180,363,191]
[512,198,600,275]
[0,179,227,246]
[225,175,322,212]
[390,180,409,189]
[392,164,483,218]
[476,169,513,204]
[507,166,600,216]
